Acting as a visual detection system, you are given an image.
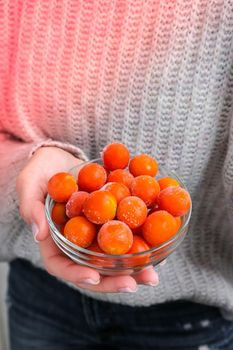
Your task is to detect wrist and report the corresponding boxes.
[33,146,83,169]
[30,139,89,163]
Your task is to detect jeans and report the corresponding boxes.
[7,259,233,350]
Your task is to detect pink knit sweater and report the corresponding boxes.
[1,0,233,313]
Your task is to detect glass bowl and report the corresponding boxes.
[45,158,192,276]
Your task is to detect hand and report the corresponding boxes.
[17,146,160,292]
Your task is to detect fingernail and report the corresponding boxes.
[143,266,153,271]
[80,278,100,285]
[32,223,39,243]
[143,281,159,287]
[118,287,138,293]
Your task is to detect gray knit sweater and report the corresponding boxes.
[1,0,233,316]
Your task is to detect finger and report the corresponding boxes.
[31,200,49,241]
[133,266,159,286]
[39,236,101,284]
[159,259,167,266]
[17,169,46,224]
[77,275,138,293]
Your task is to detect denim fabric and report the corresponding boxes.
[7,259,233,350]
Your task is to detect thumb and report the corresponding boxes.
[31,200,50,241]
[16,147,82,243]
[17,173,49,242]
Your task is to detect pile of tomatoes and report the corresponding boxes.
[47,143,191,260]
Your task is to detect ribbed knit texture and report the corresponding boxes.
[1,0,233,314]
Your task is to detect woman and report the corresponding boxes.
[1,0,233,349]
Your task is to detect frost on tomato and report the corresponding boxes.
[83,190,117,224]
[117,196,147,229]
[98,220,133,255]
[157,187,191,216]
[66,191,89,218]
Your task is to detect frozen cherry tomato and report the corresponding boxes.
[131,175,160,207]
[157,187,191,216]
[103,182,130,204]
[66,191,89,218]
[142,210,177,247]
[107,169,134,189]
[52,202,68,225]
[78,163,107,192]
[98,220,133,255]
[158,177,179,191]
[83,190,117,224]
[117,196,147,229]
[129,154,158,177]
[126,235,150,266]
[64,216,97,248]
[48,172,78,202]
[102,143,130,170]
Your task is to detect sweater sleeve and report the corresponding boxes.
[0,132,88,264]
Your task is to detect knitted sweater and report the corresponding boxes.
[1,0,233,315]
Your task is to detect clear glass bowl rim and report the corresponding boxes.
[45,158,192,259]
